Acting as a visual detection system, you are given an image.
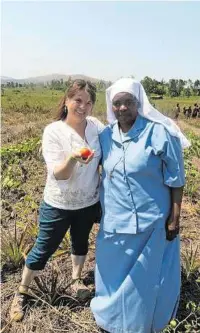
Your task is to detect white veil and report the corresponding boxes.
[106,78,190,149]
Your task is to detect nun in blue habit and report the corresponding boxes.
[90,78,190,333]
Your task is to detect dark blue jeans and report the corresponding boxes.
[26,200,101,271]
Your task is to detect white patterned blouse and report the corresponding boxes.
[42,117,104,210]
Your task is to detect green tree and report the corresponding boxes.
[168,79,179,97]
[10,81,15,88]
[193,79,200,96]
[184,87,191,98]
[96,80,106,91]
[177,79,186,95]
[141,76,154,95]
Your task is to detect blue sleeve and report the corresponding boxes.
[152,124,185,187]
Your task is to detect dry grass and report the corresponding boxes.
[179,119,200,137]
[1,233,102,333]
[1,89,200,332]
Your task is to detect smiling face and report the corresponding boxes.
[112,92,138,130]
[65,89,93,123]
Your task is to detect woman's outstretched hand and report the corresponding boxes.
[71,149,95,165]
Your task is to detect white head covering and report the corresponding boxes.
[106,78,190,149]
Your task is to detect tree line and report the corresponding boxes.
[2,76,200,97]
[141,77,200,97]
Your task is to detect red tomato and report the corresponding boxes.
[79,147,92,159]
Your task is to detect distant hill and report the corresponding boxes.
[1,76,17,83]
[1,73,107,84]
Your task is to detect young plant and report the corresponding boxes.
[162,301,200,333]
[32,263,71,306]
[17,209,39,240]
[1,222,33,269]
[182,243,199,280]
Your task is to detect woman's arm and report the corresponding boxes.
[42,126,94,181]
[152,126,186,241]
[54,152,94,180]
[166,186,184,241]
[53,155,78,180]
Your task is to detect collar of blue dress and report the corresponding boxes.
[111,114,147,144]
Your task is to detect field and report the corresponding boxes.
[1,87,200,333]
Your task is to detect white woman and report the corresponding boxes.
[10,79,104,321]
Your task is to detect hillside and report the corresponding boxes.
[1,73,107,84]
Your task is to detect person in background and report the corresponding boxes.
[187,106,192,118]
[192,103,198,118]
[183,106,187,117]
[197,104,200,118]
[10,79,104,322]
[91,78,190,333]
[174,103,180,120]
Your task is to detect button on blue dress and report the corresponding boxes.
[91,115,185,333]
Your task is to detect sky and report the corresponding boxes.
[1,1,200,82]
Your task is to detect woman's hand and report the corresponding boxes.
[165,214,180,241]
[53,150,95,180]
[71,150,95,165]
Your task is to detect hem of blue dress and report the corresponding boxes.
[93,312,118,333]
[93,311,170,333]
[93,312,145,333]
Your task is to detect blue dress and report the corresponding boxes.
[90,115,185,333]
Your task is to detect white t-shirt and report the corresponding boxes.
[42,117,105,210]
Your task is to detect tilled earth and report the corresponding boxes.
[1,136,200,333]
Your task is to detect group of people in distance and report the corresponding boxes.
[10,78,191,333]
[175,103,200,119]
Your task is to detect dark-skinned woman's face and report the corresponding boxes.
[112,92,138,126]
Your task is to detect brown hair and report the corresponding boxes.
[56,79,97,121]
